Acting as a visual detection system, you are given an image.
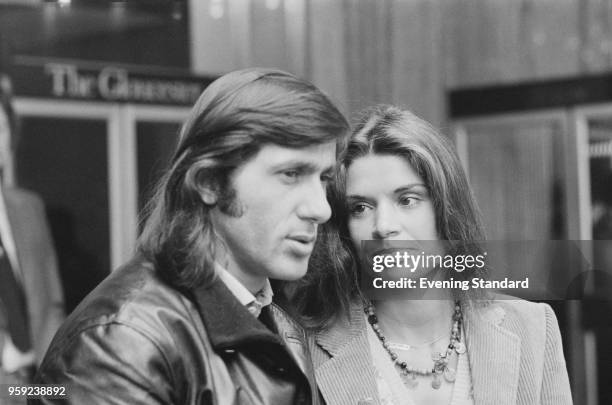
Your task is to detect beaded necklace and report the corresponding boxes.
[365,301,465,390]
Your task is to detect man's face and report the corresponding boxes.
[0,108,10,174]
[209,142,336,292]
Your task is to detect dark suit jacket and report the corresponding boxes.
[0,187,64,364]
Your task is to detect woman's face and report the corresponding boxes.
[345,153,442,261]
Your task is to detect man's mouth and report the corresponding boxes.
[287,234,316,244]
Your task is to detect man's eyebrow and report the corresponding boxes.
[270,161,332,172]
[346,194,371,202]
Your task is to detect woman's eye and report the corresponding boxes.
[399,195,418,207]
[349,203,369,216]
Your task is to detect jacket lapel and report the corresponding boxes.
[267,304,322,405]
[191,279,281,349]
[465,303,521,405]
[267,305,310,374]
[314,304,379,405]
[193,282,323,403]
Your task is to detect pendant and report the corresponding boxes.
[454,341,466,354]
[389,342,413,351]
[402,372,419,389]
[444,367,456,382]
[431,374,442,389]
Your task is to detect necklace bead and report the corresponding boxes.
[365,301,464,390]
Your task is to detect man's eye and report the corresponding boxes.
[320,173,333,184]
[280,170,300,182]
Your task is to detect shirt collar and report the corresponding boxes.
[215,263,274,310]
[0,185,21,278]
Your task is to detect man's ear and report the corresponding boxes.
[199,184,218,205]
[188,166,219,206]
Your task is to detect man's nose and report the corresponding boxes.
[297,180,332,224]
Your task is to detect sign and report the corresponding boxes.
[8,56,214,106]
[450,72,612,118]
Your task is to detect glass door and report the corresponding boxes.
[12,100,189,313]
[452,109,586,403]
[572,105,612,405]
[13,99,116,313]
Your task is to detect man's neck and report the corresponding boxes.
[214,258,266,295]
[227,268,266,294]
[216,249,266,294]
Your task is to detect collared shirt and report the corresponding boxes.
[215,263,273,317]
[0,185,22,283]
[0,185,34,372]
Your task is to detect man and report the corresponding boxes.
[0,74,64,405]
[34,68,348,404]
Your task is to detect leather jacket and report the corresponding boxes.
[32,259,320,405]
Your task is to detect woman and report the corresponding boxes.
[294,105,572,405]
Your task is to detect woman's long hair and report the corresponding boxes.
[294,105,488,330]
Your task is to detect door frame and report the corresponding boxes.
[13,97,190,270]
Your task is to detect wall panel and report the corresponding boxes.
[391,0,444,125]
[343,0,393,116]
[190,0,612,127]
[307,0,349,114]
[250,0,288,70]
[525,0,581,79]
[190,0,236,74]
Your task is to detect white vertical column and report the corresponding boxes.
[108,105,138,270]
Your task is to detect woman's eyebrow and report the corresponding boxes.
[347,184,427,200]
[346,194,373,202]
[393,184,427,194]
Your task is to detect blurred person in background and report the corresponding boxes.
[34,68,348,405]
[294,105,572,405]
[0,73,64,404]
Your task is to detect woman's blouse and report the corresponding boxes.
[365,316,475,405]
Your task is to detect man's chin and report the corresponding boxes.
[267,261,309,281]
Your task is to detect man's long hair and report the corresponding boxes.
[137,68,348,290]
[293,105,488,330]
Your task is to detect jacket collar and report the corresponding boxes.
[314,303,380,405]
[315,303,365,356]
[191,278,282,350]
[464,302,520,405]
[314,301,521,405]
[192,278,320,403]
[268,303,320,400]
